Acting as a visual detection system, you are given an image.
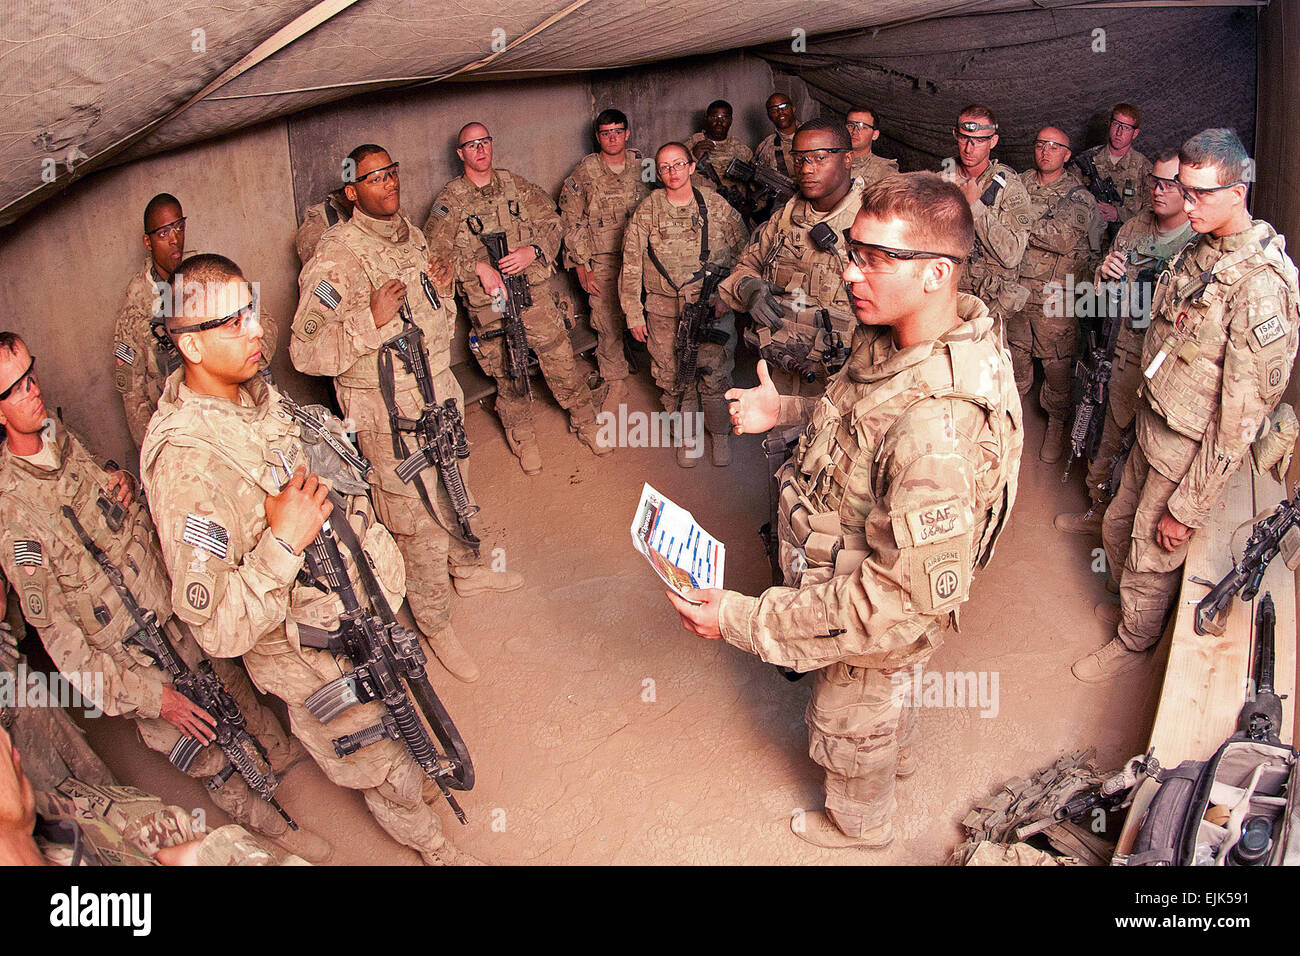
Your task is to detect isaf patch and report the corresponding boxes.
[114,341,136,365]
[313,280,341,310]
[1250,314,1286,351]
[905,500,968,545]
[183,513,229,559]
[13,539,43,567]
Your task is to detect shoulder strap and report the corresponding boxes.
[645,188,711,292]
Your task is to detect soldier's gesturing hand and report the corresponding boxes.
[498,245,538,275]
[1097,201,1119,223]
[475,261,507,300]
[159,685,218,744]
[264,466,333,555]
[725,360,781,435]
[959,177,983,206]
[691,139,713,161]
[370,279,407,328]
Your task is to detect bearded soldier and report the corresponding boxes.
[143,255,476,864]
[114,194,278,453]
[427,123,610,475]
[1075,129,1299,681]
[944,106,1032,330]
[670,174,1022,849]
[559,109,651,412]
[619,142,749,467]
[0,332,317,857]
[293,145,522,684]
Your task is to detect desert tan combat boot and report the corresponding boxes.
[575,420,613,457]
[452,566,524,597]
[505,427,543,475]
[1071,637,1147,683]
[793,809,893,849]
[423,625,480,683]
[602,378,628,414]
[238,798,333,863]
[1040,417,1066,463]
[1054,504,1104,536]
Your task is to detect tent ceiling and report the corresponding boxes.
[0,0,1251,228]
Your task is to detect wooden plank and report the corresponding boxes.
[1114,464,1296,859]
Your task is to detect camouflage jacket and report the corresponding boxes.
[851,151,900,190]
[1017,167,1101,299]
[1138,220,1300,526]
[559,150,651,268]
[1078,144,1152,226]
[139,371,406,705]
[686,132,754,194]
[952,160,1032,315]
[427,169,562,309]
[114,259,279,451]
[756,130,797,179]
[619,188,749,327]
[0,425,182,719]
[717,295,1023,671]
[295,194,354,267]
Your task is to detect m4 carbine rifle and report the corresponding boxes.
[1063,266,1127,481]
[725,157,795,203]
[674,263,732,391]
[301,493,474,823]
[1194,491,1300,636]
[381,310,480,551]
[1070,150,1123,240]
[477,231,534,400]
[61,505,296,829]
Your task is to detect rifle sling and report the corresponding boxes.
[646,188,710,293]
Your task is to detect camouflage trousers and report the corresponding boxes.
[1083,334,1145,504]
[806,659,920,834]
[645,305,736,436]
[468,295,596,435]
[356,428,482,636]
[587,254,630,383]
[134,656,295,834]
[1101,441,1188,652]
[1006,298,1077,420]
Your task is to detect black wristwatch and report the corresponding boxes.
[531,244,544,262]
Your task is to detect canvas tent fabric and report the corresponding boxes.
[0,0,1216,230]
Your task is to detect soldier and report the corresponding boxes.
[113,194,279,453]
[1074,103,1153,238]
[0,332,315,856]
[688,100,754,214]
[559,109,651,413]
[669,174,1022,848]
[294,187,354,267]
[1055,150,1196,536]
[847,106,900,189]
[142,255,475,864]
[945,105,1032,331]
[619,142,749,467]
[293,144,520,684]
[719,118,863,396]
[427,122,610,475]
[1074,129,1299,682]
[755,94,799,180]
[1007,126,1102,462]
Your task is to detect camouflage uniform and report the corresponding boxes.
[1082,212,1197,505]
[718,186,864,396]
[140,371,449,859]
[851,152,900,190]
[0,425,293,831]
[954,161,1032,328]
[291,206,481,639]
[716,296,1023,834]
[687,132,754,194]
[559,150,651,385]
[619,188,749,436]
[756,131,797,178]
[1102,221,1300,651]
[1006,168,1100,417]
[295,194,353,266]
[428,170,598,443]
[1077,145,1153,229]
[114,260,279,451]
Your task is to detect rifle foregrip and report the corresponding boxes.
[332,719,396,758]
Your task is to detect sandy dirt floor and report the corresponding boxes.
[72,344,1160,865]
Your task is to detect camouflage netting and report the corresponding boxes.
[1,0,1257,229]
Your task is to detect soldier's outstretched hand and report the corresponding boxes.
[265,466,333,555]
[725,359,780,435]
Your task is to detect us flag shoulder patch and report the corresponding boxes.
[13,540,42,567]
[183,514,230,559]
[115,341,137,365]
[430,202,450,219]
[313,280,341,310]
